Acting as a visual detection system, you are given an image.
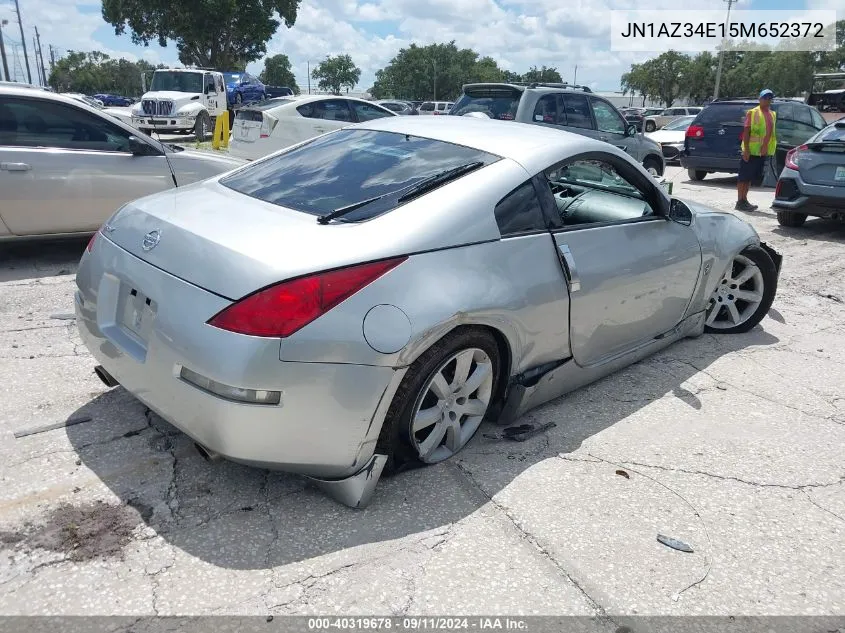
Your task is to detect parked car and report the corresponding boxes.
[418,101,453,115]
[621,107,646,132]
[646,115,696,163]
[681,98,829,182]
[0,84,245,240]
[772,120,845,226]
[228,95,397,160]
[375,100,417,115]
[64,92,135,127]
[450,82,666,175]
[222,71,266,107]
[644,107,703,132]
[93,93,134,107]
[75,115,781,507]
[265,85,295,99]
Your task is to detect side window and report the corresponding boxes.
[545,157,654,227]
[533,95,565,126]
[419,102,434,112]
[561,94,593,129]
[810,108,826,130]
[352,101,392,122]
[590,98,625,134]
[204,73,215,94]
[299,100,353,122]
[794,105,813,127]
[494,180,547,236]
[0,96,132,152]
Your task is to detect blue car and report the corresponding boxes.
[93,93,133,107]
[222,71,266,107]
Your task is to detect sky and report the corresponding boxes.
[0,0,839,93]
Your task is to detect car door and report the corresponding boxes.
[559,93,600,142]
[540,152,702,366]
[589,97,631,155]
[0,95,176,236]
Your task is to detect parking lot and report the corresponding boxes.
[0,166,843,621]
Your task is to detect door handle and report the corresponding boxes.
[557,244,581,292]
[1,162,31,171]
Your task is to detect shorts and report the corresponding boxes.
[738,155,766,183]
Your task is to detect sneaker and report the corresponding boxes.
[734,200,758,211]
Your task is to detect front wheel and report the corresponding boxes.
[194,111,211,140]
[776,210,807,227]
[643,156,663,177]
[378,329,500,471]
[688,169,707,181]
[704,246,777,334]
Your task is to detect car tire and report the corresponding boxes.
[235,93,243,106]
[645,121,656,132]
[688,169,707,181]
[194,111,211,140]
[776,210,807,227]
[643,156,663,177]
[704,245,777,335]
[377,328,501,473]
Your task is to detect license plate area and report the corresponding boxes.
[118,286,157,346]
[835,166,845,182]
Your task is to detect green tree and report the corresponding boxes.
[311,54,360,95]
[101,0,301,70]
[259,53,299,93]
[522,65,562,83]
[684,52,716,104]
[48,50,161,97]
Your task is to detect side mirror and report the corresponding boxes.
[668,198,693,226]
[128,136,158,156]
[626,124,638,137]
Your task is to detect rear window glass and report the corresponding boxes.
[820,124,845,142]
[220,129,500,220]
[696,104,753,125]
[245,98,295,111]
[451,89,521,120]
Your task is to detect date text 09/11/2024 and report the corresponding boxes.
[619,21,825,39]
[306,617,528,630]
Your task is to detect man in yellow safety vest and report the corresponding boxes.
[736,88,777,211]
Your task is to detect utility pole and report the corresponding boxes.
[574,65,578,84]
[307,61,311,94]
[32,34,41,84]
[12,0,32,83]
[34,26,47,86]
[432,59,437,100]
[713,0,736,100]
[0,20,10,82]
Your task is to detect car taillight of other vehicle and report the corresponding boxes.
[686,125,705,139]
[785,144,807,170]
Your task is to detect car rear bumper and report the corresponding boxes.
[75,235,402,478]
[772,172,845,216]
[680,154,740,173]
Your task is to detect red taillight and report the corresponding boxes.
[775,179,782,196]
[207,257,408,338]
[785,144,807,170]
[86,231,98,252]
[686,125,704,139]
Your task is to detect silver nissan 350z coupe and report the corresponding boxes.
[75,116,782,507]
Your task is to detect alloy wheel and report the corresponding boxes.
[705,254,765,330]
[410,348,494,463]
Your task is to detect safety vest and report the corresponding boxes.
[743,106,777,156]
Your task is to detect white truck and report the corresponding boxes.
[131,68,228,138]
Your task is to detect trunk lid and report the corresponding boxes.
[101,180,408,300]
[798,142,845,186]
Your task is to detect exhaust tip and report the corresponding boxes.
[194,443,222,462]
[94,365,119,388]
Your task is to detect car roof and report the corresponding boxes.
[353,115,614,174]
[461,82,594,95]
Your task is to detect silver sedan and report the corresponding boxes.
[75,116,782,507]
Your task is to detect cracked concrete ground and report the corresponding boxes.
[0,168,843,622]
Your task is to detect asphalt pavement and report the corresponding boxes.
[0,167,843,624]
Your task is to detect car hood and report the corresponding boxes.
[647,129,685,144]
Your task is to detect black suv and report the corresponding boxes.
[450,83,666,176]
[681,98,828,181]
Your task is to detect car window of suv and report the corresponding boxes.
[810,109,826,130]
[533,95,565,126]
[543,157,654,227]
[352,101,393,122]
[0,96,133,152]
[590,98,625,134]
[561,94,593,129]
[419,102,435,112]
[494,180,547,236]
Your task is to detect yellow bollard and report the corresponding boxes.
[212,111,230,149]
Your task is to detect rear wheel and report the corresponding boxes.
[378,329,500,471]
[776,210,807,227]
[688,169,707,181]
[704,246,777,334]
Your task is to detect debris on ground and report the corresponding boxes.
[615,469,630,479]
[483,422,556,442]
[657,533,694,553]
[49,313,76,320]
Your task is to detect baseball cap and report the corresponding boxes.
[760,89,774,99]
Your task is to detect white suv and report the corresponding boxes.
[418,101,454,115]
